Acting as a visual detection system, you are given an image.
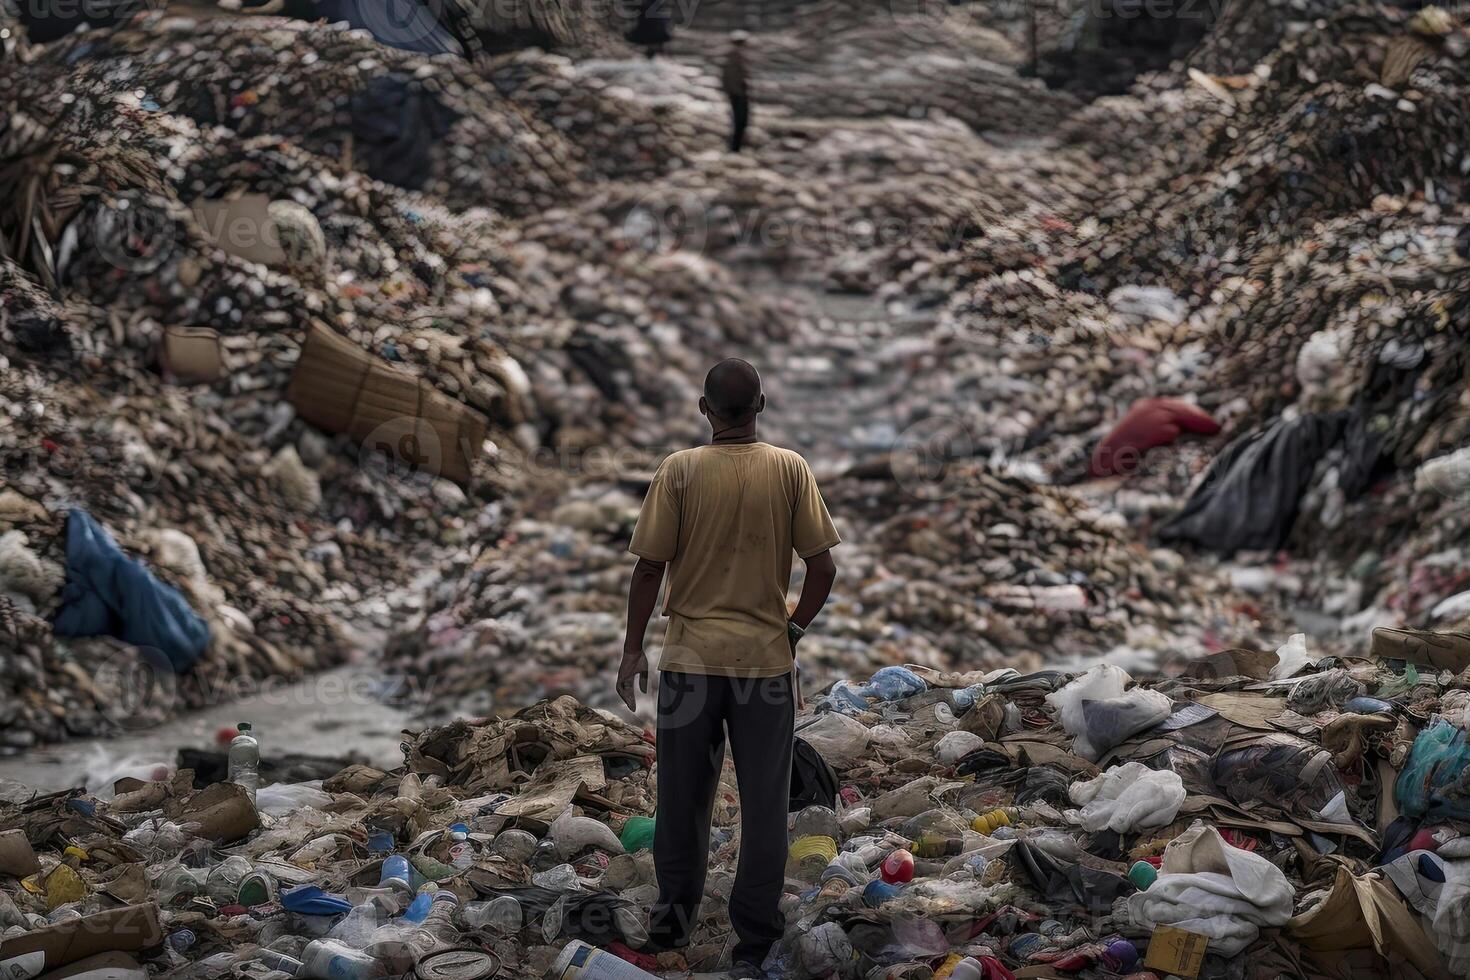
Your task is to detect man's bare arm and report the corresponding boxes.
[618,557,666,711]
[790,549,836,631]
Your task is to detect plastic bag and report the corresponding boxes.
[1287,667,1362,714]
[1066,763,1186,833]
[1214,735,1344,817]
[1046,664,1129,740]
[798,711,871,767]
[1396,718,1470,823]
[549,811,623,859]
[863,666,928,701]
[255,782,333,816]
[1075,689,1172,760]
[935,731,986,766]
[1269,633,1313,680]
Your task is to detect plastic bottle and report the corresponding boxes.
[228,723,262,803]
[159,866,207,906]
[301,939,376,980]
[379,856,411,893]
[460,896,522,935]
[328,902,381,948]
[206,855,255,904]
[254,950,305,976]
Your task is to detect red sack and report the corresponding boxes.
[1090,397,1220,477]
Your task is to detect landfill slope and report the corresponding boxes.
[0,14,789,750]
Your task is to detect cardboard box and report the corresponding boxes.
[287,322,487,488]
[0,905,162,980]
[160,327,225,384]
[162,781,260,844]
[1370,627,1470,674]
[1143,924,1207,978]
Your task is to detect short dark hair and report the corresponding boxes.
[704,358,762,420]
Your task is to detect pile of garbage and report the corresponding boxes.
[12,627,1470,979]
[0,10,799,751]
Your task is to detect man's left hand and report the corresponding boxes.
[616,648,649,712]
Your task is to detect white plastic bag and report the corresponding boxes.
[799,711,871,767]
[934,731,985,766]
[1046,665,1130,740]
[1066,762,1186,833]
[1269,632,1313,680]
[255,781,333,816]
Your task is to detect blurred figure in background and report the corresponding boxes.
[625,0,673,58]
[722,31,750,152]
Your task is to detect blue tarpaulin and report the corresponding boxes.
[52,509,210,672]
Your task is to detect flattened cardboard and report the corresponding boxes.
[1371,627,1470,674]
[162,781,260,843]
[0,904,162,980]
[287,322,487,488]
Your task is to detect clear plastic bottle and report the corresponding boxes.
[460,896,522,935]
[159,865,207,906]
[228,723,262,803]
[205,855,255,904]
[301,939,376,980]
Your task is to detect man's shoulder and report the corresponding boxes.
[762,443,813,470]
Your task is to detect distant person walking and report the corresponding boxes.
[625,0,673,58]
[722,31,751,152]
[619,358,840,975]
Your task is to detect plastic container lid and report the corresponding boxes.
[415,948,500,980]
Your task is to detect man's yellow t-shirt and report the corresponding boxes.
[628,442,840,678]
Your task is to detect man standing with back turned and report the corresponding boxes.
[619,358,840,975]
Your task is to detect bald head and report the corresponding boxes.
[702,358,763,423]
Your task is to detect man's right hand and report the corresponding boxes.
[616,647,649,712]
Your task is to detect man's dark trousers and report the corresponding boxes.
[649,670,795,965]
[729,94,750,152]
